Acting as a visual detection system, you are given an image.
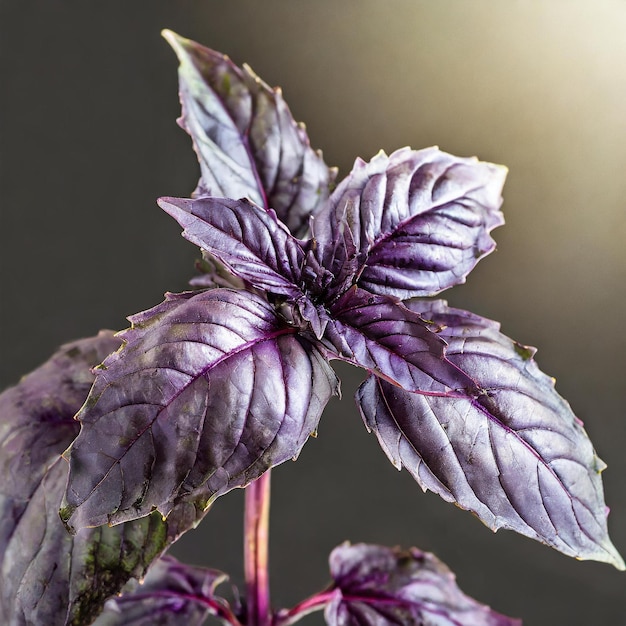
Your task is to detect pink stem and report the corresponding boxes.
[273,590,335,626]
[244,470,272,626]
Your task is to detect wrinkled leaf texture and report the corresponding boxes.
[320,287,475,396]
[156,195,478,397]
[0,333,203,626]
[92,556,235,626]
[158,196,305,298]
[357,301,624,569]
[61,31,623,572]
[62,289,339,531]
[326,543,520,626]
[162,29,336,238]
[309,147,505,300]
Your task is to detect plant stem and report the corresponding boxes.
[273,589,335,626]
[244,469,272,626]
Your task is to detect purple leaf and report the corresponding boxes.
[0,334,201,626]
[62,289,339,531]
[310,148,506,299]
[162,30,336,237]
[0,331,119,504]
[320,287,475,396]
[158,196,305,298]
[357,301,624,569]
[92,556,237,626]
[326,543,520,626]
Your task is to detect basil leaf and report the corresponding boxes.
[310,147,505,299]
[0,333,201,626]
[163,30,335,237]
[93,556,236,626]
[159,196,305,298]
[62,289,338,531]
[326,542,520,626]
[320,287,474,396]
[357,301,624,569]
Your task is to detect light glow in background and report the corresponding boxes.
[1,2,625,624]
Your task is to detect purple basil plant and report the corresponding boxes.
[1,30,623,626]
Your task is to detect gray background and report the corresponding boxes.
[1,2,626,624]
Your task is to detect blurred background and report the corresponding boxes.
[1,2,626,624]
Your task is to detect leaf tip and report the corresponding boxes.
[157,196,192,221]
[161,29,215,78]
[612,553,626,571]
[583,541,626,571]
[161,28,184,55]
[156,195,175,208]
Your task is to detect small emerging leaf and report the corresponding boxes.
[326,542,520,626]
[92,556,236,626]
[163,30,335,237]
[357,301,624,569]
[63,289,339,531]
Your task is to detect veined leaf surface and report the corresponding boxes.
[92,556,236,626]
[321,287,475,396]
[163,30,335,237]
[326,543,520,626]
[159,196,305,298]
[357,301,624,568]
[0,333,201,626]
[63,289,338,531]
[310,147,505,299]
